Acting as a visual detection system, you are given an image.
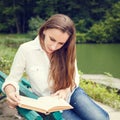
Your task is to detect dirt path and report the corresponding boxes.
[81,74,120,89]
[0,99,24,120]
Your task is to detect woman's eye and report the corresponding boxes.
[59,43,64,46]
[50,37,55,42]
[51,39,55,42]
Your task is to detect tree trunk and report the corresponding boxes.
[15,17,21,33]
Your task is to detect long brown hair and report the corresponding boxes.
[39,14,76,92]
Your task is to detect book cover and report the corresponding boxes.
[18,95,73,115]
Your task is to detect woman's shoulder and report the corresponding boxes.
[17,36,41,54]
[20,36,40,49]
[19,39,37,50]
[21,40,35,47]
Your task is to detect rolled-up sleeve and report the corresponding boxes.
[2,45,25,93]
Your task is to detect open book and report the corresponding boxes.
[18,95,73,115]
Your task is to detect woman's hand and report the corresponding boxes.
[4,84,20,108]
[52,87,71,100]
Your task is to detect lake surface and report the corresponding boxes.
[76,44,120,78]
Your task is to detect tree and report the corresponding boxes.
[0,0,36,33]
[104,1,120,42]
[85,1,120,43]
[28,16,44,38]
[34,0,58,19]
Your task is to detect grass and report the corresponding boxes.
[0,34,31,74]
[0,34,31,48]
[0,34,120,110]
[80,79,120,110]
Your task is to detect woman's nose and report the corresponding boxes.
[51,43,58,50]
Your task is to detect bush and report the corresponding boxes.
[0,34,31,48]
[28,16,44,38]
[76,33,87,43]
[80,79,120,110]
[86,22,108,43]
[0,57,12,74]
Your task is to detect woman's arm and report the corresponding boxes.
[2,45,26,108]
[2,45,25,93]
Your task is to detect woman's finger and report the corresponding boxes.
[8,92,20,102]
[7,97,18,105]
[7,100,17,108]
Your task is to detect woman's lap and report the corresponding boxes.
[62,87,109,120]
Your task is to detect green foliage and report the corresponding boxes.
[80,79,120,110]
[86,22,108,43]
[76,33,87,43]
[0,34,32,74]
[28,16,44,38]
[0,34,31,48]
[76,19,87,33]
[84,1,120,43]
[104,72,113,77]
[0,0,36,33]
[0,56,12,74]
[0,0,120,43]
[35,0,58,18]
[0,0,118,33]
[104,1,120,42]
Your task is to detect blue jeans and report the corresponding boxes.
[62,87,109,120]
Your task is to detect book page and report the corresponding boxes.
[18,95,73,114]
[37,96,73,111]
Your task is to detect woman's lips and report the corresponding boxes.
[48,47,53,53]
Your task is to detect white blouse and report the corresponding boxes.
[2,36,80,97]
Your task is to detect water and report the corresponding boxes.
[76,44,120,78]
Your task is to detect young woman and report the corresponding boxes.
[2,14,109,120]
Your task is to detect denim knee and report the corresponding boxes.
[69,87,110,120]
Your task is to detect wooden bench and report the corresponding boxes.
[0,71,63,120]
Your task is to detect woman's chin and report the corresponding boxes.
[47,49,54,54]
[46,50,53,55]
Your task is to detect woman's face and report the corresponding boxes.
[43,28,69,54]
